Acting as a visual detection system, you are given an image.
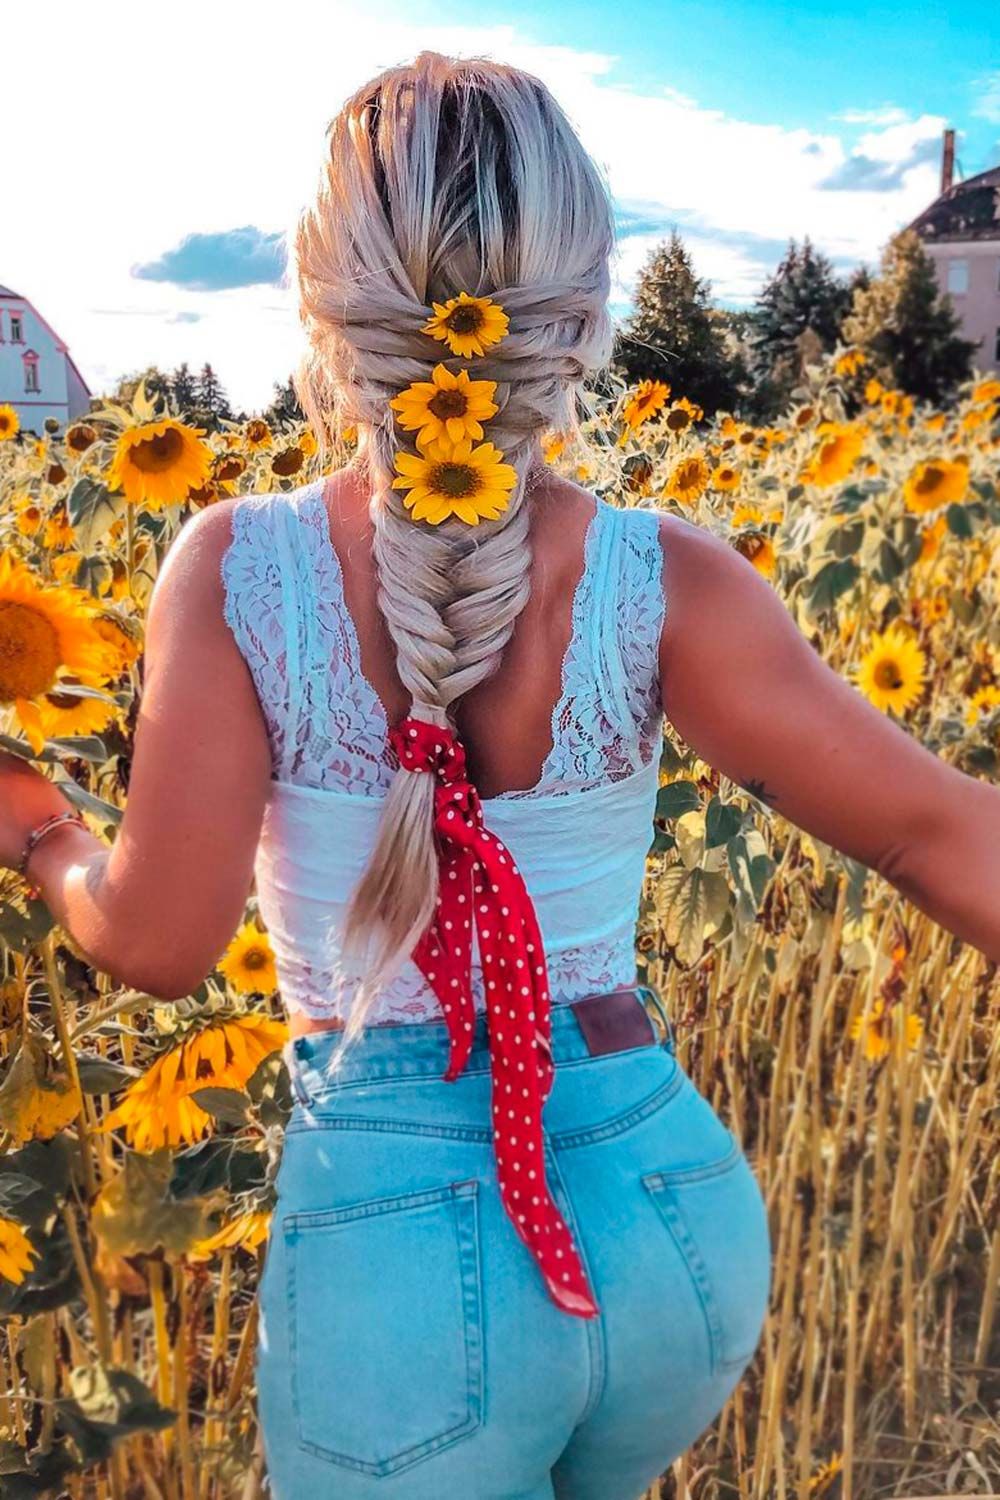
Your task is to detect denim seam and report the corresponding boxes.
[548,1066,686,1151]
[285,1180,483,1476]
[641,1142,746,1377]
[285,1114,495,1145]
[543,1141,606,1426]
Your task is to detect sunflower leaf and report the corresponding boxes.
[74,1055,141,1094]
[50,778,122,826]
[655,780,702,821]
[190,1087,252,1127]
[91,1150,215,1258]
[804,558,859,618]
[65,478,125,552]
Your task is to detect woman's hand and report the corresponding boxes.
[0,750,75,872]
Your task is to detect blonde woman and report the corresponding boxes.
[2,50,999,1500]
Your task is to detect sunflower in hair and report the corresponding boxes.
[390,363,499,450]
[421,292,509,359]
[392,434,517,526]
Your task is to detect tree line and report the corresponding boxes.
[612,227,977,418]
[115,226,976,429]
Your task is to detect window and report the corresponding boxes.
[995,326,1000,364]
[24,362,39,393]
[997,258,1000,294]
[946,259,969,295]
[9,314,23,342]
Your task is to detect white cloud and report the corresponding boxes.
[971,72,1000,124]
[836,106,909,127]
[0,0,947,411]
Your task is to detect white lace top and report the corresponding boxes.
[221,478,666,1023]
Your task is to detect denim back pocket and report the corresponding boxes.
[642,1136,771,1376]
[284,1178,483,1476]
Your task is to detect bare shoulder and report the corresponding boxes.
[653,508,808,698]
[146,496,245,635]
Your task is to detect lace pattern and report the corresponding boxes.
[220,480,666,1022]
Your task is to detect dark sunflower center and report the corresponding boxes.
[447,306,483,335]
[67,425,96,452]
[430,462,479,499]
[429,390,468,419]
[874,659,903,691]
[667,410,690,430]
[915,466,943,496]
[242,947,268,970]
[45,688,85,710]
[0,416,12,434]
[0,601,61,702]
[129,427,185,474]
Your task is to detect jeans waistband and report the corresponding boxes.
[283,984,675,1103]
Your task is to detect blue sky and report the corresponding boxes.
[3,0,997,412]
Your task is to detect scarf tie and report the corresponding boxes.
[389,716,599,1320]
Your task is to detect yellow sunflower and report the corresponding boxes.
[864,378,884,405]
[108,418,213,509]
[732,502,763,526]
[665,454,710,505]
[971,378,1000,404]
[390,363,499,450]
[0,405,19,442]
[965,684,1000,725]
[849,998,923,1061]
[99,1014,289,1151]
[711,463,741,492]
[391,434,517,526]
[42,507,74,551]
[190,1209,272,1261]
[421,292,510,359]
[903,458,969,514]
[244,419,273,451]
[734,531,777,579]
[0,552,108,752]
[801,422,864,487]
[0,1217,38,1285]
[924,412,947,432]
[299,428,319,457]
[665,398,703,435]
[621,380,671,434]
[856,626,926,714]
[13,498,41,536]
[34,680,120,739]
[91,613,141,675]
[218,921,278,995]
[543,432,568,463]
[65,422,97,454]
[834,349,867,377]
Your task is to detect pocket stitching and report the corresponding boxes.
[642,1140,761,1376]
[286,1179,483,1476]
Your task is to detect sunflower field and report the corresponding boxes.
[0,354,999,1500]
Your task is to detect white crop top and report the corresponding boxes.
[220,477,667,1023]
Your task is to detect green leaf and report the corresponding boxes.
[805,558,859,617]
[190,1087,252,1127]
[0,1436,80,1496]
[875,539,904,583]
[0,898,55,952]
[51,778,122,826]
[655,780,702,821]
[55,1365,176,1463]
[705,797,743,849]
[92,1150,215,1259]
[829,519,865,558]
[649,826,676,856]
[75,1055,141,1094]
[946,502,973,538]
[65,478,126,552]
[170,1139,267,1201]
[45,734,110,764]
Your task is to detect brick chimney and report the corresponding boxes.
[941,127,955,195]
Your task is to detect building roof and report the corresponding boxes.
[0,285,23,297]
[910,164,1000,245]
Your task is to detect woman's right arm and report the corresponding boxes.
[657,513,1000,962]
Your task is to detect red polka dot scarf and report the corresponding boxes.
[389,715,600,1320]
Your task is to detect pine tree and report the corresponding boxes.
[748,238,851,416]
[842,229,977,406]
[194,363,233,428]
[170,362,198,416]
[264,376,305,428]
[613,232,745,415]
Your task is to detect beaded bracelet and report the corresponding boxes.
[16,809,87,897]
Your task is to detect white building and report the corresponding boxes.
[0,285,91,434]
[910,134,1000,374]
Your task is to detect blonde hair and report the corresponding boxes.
[291,50,615,1044]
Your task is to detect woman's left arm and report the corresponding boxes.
[0,500,273,998]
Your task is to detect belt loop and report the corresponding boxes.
[639,984,675,1054]
[283,1038,314,1107]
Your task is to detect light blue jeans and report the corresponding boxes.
[255,991,772,1500]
